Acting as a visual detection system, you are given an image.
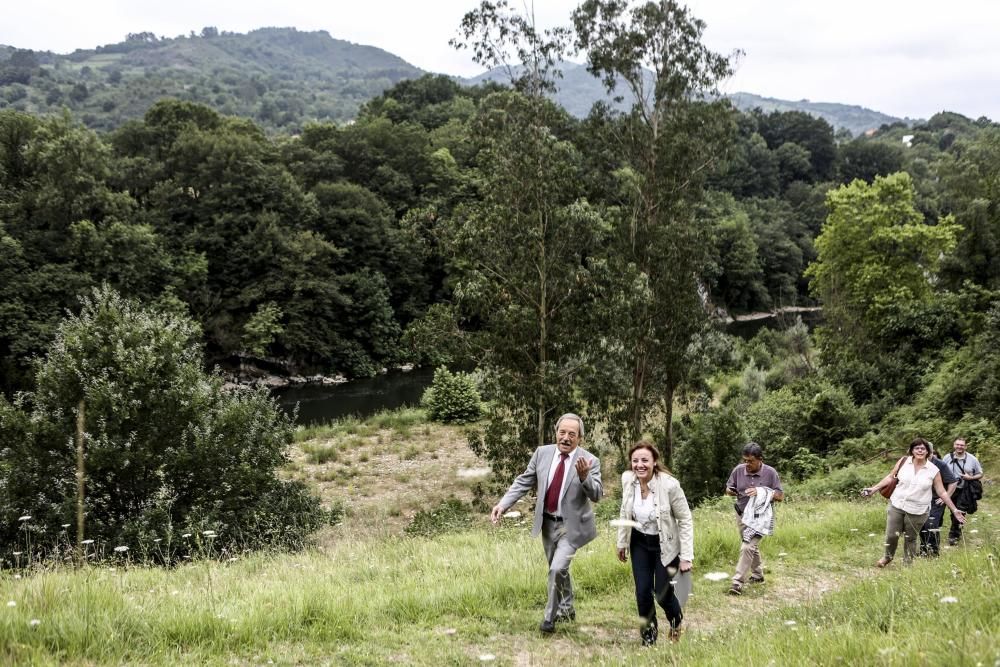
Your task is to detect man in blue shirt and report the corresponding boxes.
[919,442,958,557]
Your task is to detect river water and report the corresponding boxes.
[275,366,435,426]
[277,310,821,426]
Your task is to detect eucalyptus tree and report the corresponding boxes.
[571,0,736,463]
[446,2,605,475]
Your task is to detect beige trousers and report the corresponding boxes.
[732,516,764,586]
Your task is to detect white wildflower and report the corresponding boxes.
[703,572,729,581]
[778,552,788,557]
[478,655,496,662]
[502,511,521,519]
[61,524,71,529]
[784,620,797,626]
[12,552,21,556]
[939,596,958,604]
[6,601,15,607]
[182,533,192,538]
[18,515,31,522]
[81,539,94,545]
[114,546,128,553]
[29,619,40,627]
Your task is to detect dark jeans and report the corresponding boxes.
[629,529,682,632]
[919,501,946,555]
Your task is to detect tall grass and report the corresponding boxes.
[293,407,427,443]
[3,496,995,665]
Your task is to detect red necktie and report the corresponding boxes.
[544,453,569,514]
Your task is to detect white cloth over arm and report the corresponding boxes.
[740,486,775,540]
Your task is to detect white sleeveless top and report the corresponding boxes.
[890,457,939,514]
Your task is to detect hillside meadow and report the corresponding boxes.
[2,413,997,665]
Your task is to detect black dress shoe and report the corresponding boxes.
[539,619,555,633]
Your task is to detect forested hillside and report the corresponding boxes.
[0,27,422,132]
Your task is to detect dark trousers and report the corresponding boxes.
[919,501,946,555]
[948,508,965,541]
[629,529,682,632]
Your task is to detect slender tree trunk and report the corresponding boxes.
[630,351,646,445]
[75,399,85,566]
[662,382,676,467]
[537,230,548,446]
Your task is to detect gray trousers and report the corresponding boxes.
[541,517,577,622]
[884,504,929,563]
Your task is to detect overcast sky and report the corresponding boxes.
[2,0,998,121]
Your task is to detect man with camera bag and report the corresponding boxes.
[942,437,984,545]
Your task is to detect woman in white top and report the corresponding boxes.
[617,441,694,646]
[862,437,966,566]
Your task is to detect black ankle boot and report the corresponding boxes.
[641,623,658,646]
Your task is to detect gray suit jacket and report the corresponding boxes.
[499,444,603,548]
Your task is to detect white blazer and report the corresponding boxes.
[617,470,694,565]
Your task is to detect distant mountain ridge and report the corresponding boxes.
[726,92,917,137]
[1,29,910,135]
[464,62,913,136]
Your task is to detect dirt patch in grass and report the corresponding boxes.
[288,420,491,539]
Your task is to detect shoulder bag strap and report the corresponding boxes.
[890,456,906,478]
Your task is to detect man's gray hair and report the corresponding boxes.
[741,442,764,459]
[555,413,585,438]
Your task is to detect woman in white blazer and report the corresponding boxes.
[617,441,694,645]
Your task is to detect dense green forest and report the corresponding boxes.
[2,0,999,552]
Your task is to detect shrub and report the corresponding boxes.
[790,462,886,499]
[0,287,324,561]
[404,497,471,537]
[421,368,481,423]
[674,406,747,506]
[744,376,866,469]
[786,447,825,481]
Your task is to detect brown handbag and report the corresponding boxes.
[879,457,907,499]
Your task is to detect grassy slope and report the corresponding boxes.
[2,415,997,665]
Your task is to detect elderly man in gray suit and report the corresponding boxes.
[490,413,603,634]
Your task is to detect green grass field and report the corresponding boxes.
[3,494,996,665]
[3,411,997,665]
